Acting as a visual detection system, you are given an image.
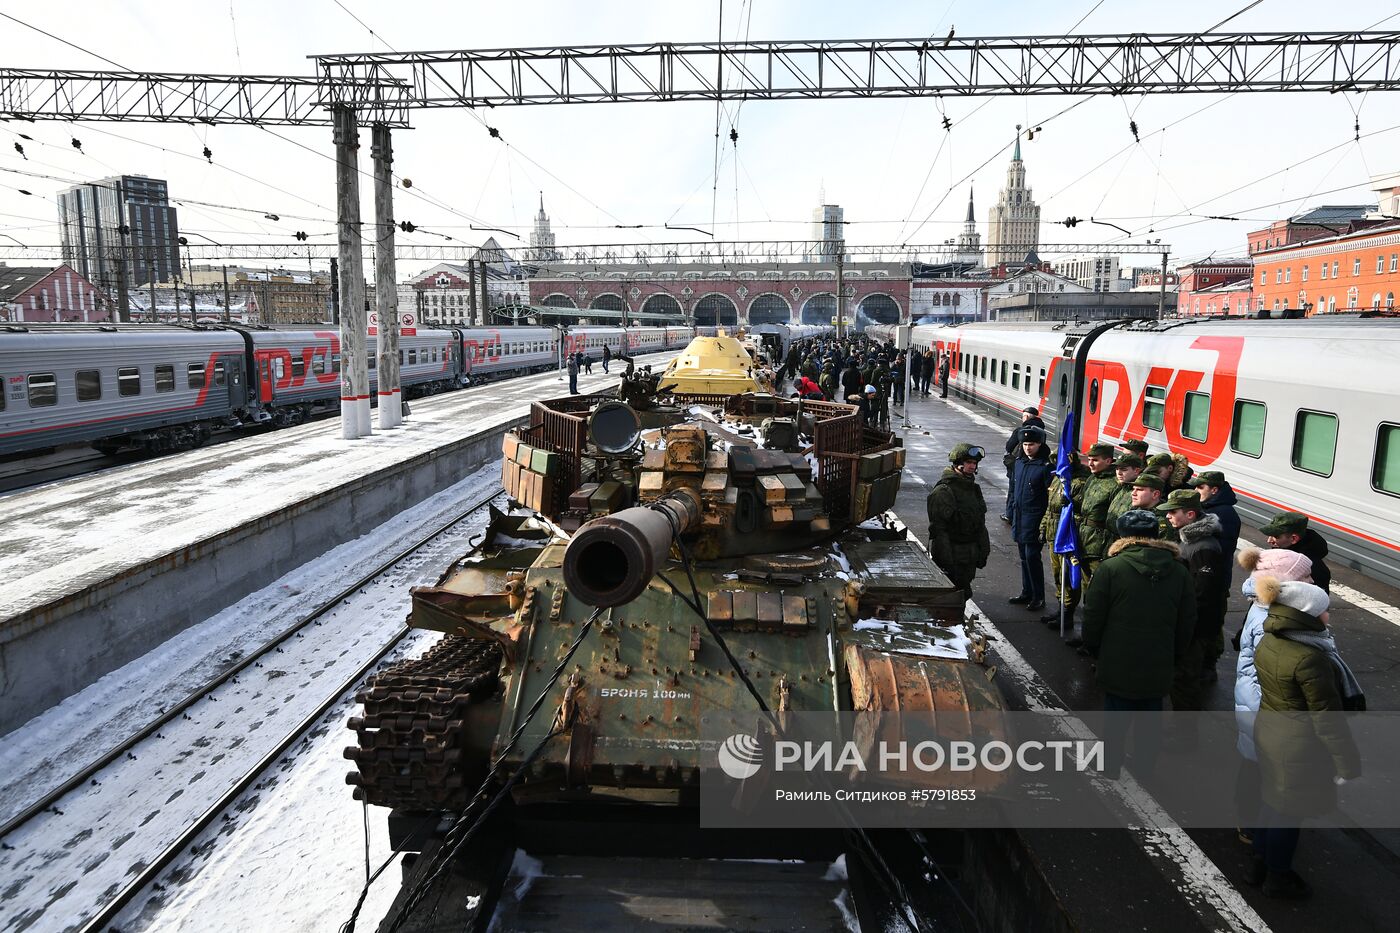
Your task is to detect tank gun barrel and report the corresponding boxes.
[563,489,702,607]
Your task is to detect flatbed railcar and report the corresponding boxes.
[0,322,695,460]
[867,317,1400,587]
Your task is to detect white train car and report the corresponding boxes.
[901,317,1400,586]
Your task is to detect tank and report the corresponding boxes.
[344,336,1007,814]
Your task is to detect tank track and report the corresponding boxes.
[345,635,503,811]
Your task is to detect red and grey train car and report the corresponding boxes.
[868,317,1400,587]
[0,322,697,459]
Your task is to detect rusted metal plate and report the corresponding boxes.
[782,594,807,630]
[732,590,757,624]
[756,591,783,626]
[706,590,733,623]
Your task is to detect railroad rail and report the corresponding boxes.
[0,485,505,931]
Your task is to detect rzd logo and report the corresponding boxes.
[717,733,763,780]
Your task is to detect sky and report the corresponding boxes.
[2,0,1399,276]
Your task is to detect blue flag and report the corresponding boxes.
[1052,411,1082,589]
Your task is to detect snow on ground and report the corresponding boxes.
[0,465,502,933]
[0,462,499,827]
[0,351,674,623]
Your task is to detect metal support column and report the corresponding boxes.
[372,123,402,429]
[477,258,489,325]
[1158,251,1169,318]
[334,105,370,438]
[835,250,845,339]
[467,261,478,325]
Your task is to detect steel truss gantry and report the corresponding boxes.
[1,33,1398,124]
[0,240,1169,264]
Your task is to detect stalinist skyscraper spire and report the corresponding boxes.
[986,125,1041,266]
[528,191,559,262]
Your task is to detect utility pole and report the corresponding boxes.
[467,262,478,326]
[148,277,157,325]
[334,104,370,439]
[372,123,402,430]
[1158,250,1169,318]
[835,249,845,339]
[478,257,489,325]
[222,265,231,322]
[114,241,131,323]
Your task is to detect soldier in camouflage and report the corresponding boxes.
[1039,447,1091,628]
[927,443,991,602]
[1104,453,1146,547]
[1077,442,1121,577]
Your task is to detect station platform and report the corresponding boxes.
[0,353,673,734]
[887,385,1400,933]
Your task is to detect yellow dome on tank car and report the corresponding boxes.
[659,329,767,394]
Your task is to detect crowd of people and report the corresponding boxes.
[777,333,954,429]
[925,412,1360,902]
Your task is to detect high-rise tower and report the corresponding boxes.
[986,127,1041,266]
[529,192,560,262]
[954,187,983,267]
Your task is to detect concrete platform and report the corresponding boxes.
[888,385,1400,933]
[0,355,671,735]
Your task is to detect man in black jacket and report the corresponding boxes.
[1160,490,1230,722]
[1001,408,1045,522]
[1262,511,1331,593]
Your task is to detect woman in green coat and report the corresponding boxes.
[1248,576,1361,900]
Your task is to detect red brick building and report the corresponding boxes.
[0,263,114,322]
[1253,221,1400,314]
[1175,258,1253,316]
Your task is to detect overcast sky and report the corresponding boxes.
[3,0,1398,275]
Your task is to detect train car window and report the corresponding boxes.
[76,370,102,402]
[1142,385,1167,430]
[1182,392,1210,442]
[408,348,418,365]
[27,373,58,407]
[312,354,324,376]
[1012,364,1021,391]
[291,356,305,379]
[119,367,140,396]
[1039,368,1046,396]
[399,350,405,365]
[188,362,206,389]
[332,354,341,374]
[273,358,285,380]
[0,385,4,411]
[1231,400,1267,458]
[1058,373,1069,405]
[1373,424,1400,496]
[1088,379,1099,413]
[368,355,376,370]
[1000,360,1008,386]
[214,361,226,387]
[155,365,175,392]
[1292,410,1338,477]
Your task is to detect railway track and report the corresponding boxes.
[0,485,505,933]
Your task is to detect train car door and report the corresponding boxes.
[224,354,245,408]
[256,352,274,403]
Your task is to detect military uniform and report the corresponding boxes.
[1077,443,1120,576]
[927,443,991,601]
[1120,439,1150,459]
[1040,453,1090,620]
[1104,453,1146,547]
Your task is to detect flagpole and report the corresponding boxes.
[1058,557,1066,640]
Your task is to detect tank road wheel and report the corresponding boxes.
[344,636,503,812]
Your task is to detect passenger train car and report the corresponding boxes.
[867,317,1400,587]
[749,323,834,362]
[0,322,695,459]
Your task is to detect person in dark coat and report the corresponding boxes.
[1008,427,1053,611]
[567,352,579,394]
[1002,408,1045,522]
[602,342,612,373]
[890,354,905,407]
[1194,469,1242,666]
[1160,489,1229,709]
[1262,512,1332,593]
[926,443,991,601]
[1248,577,1360,899]
[938,354,950,398]
[908,349,923,396]
[840,360,864,400]
[1082,509,1196,779]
